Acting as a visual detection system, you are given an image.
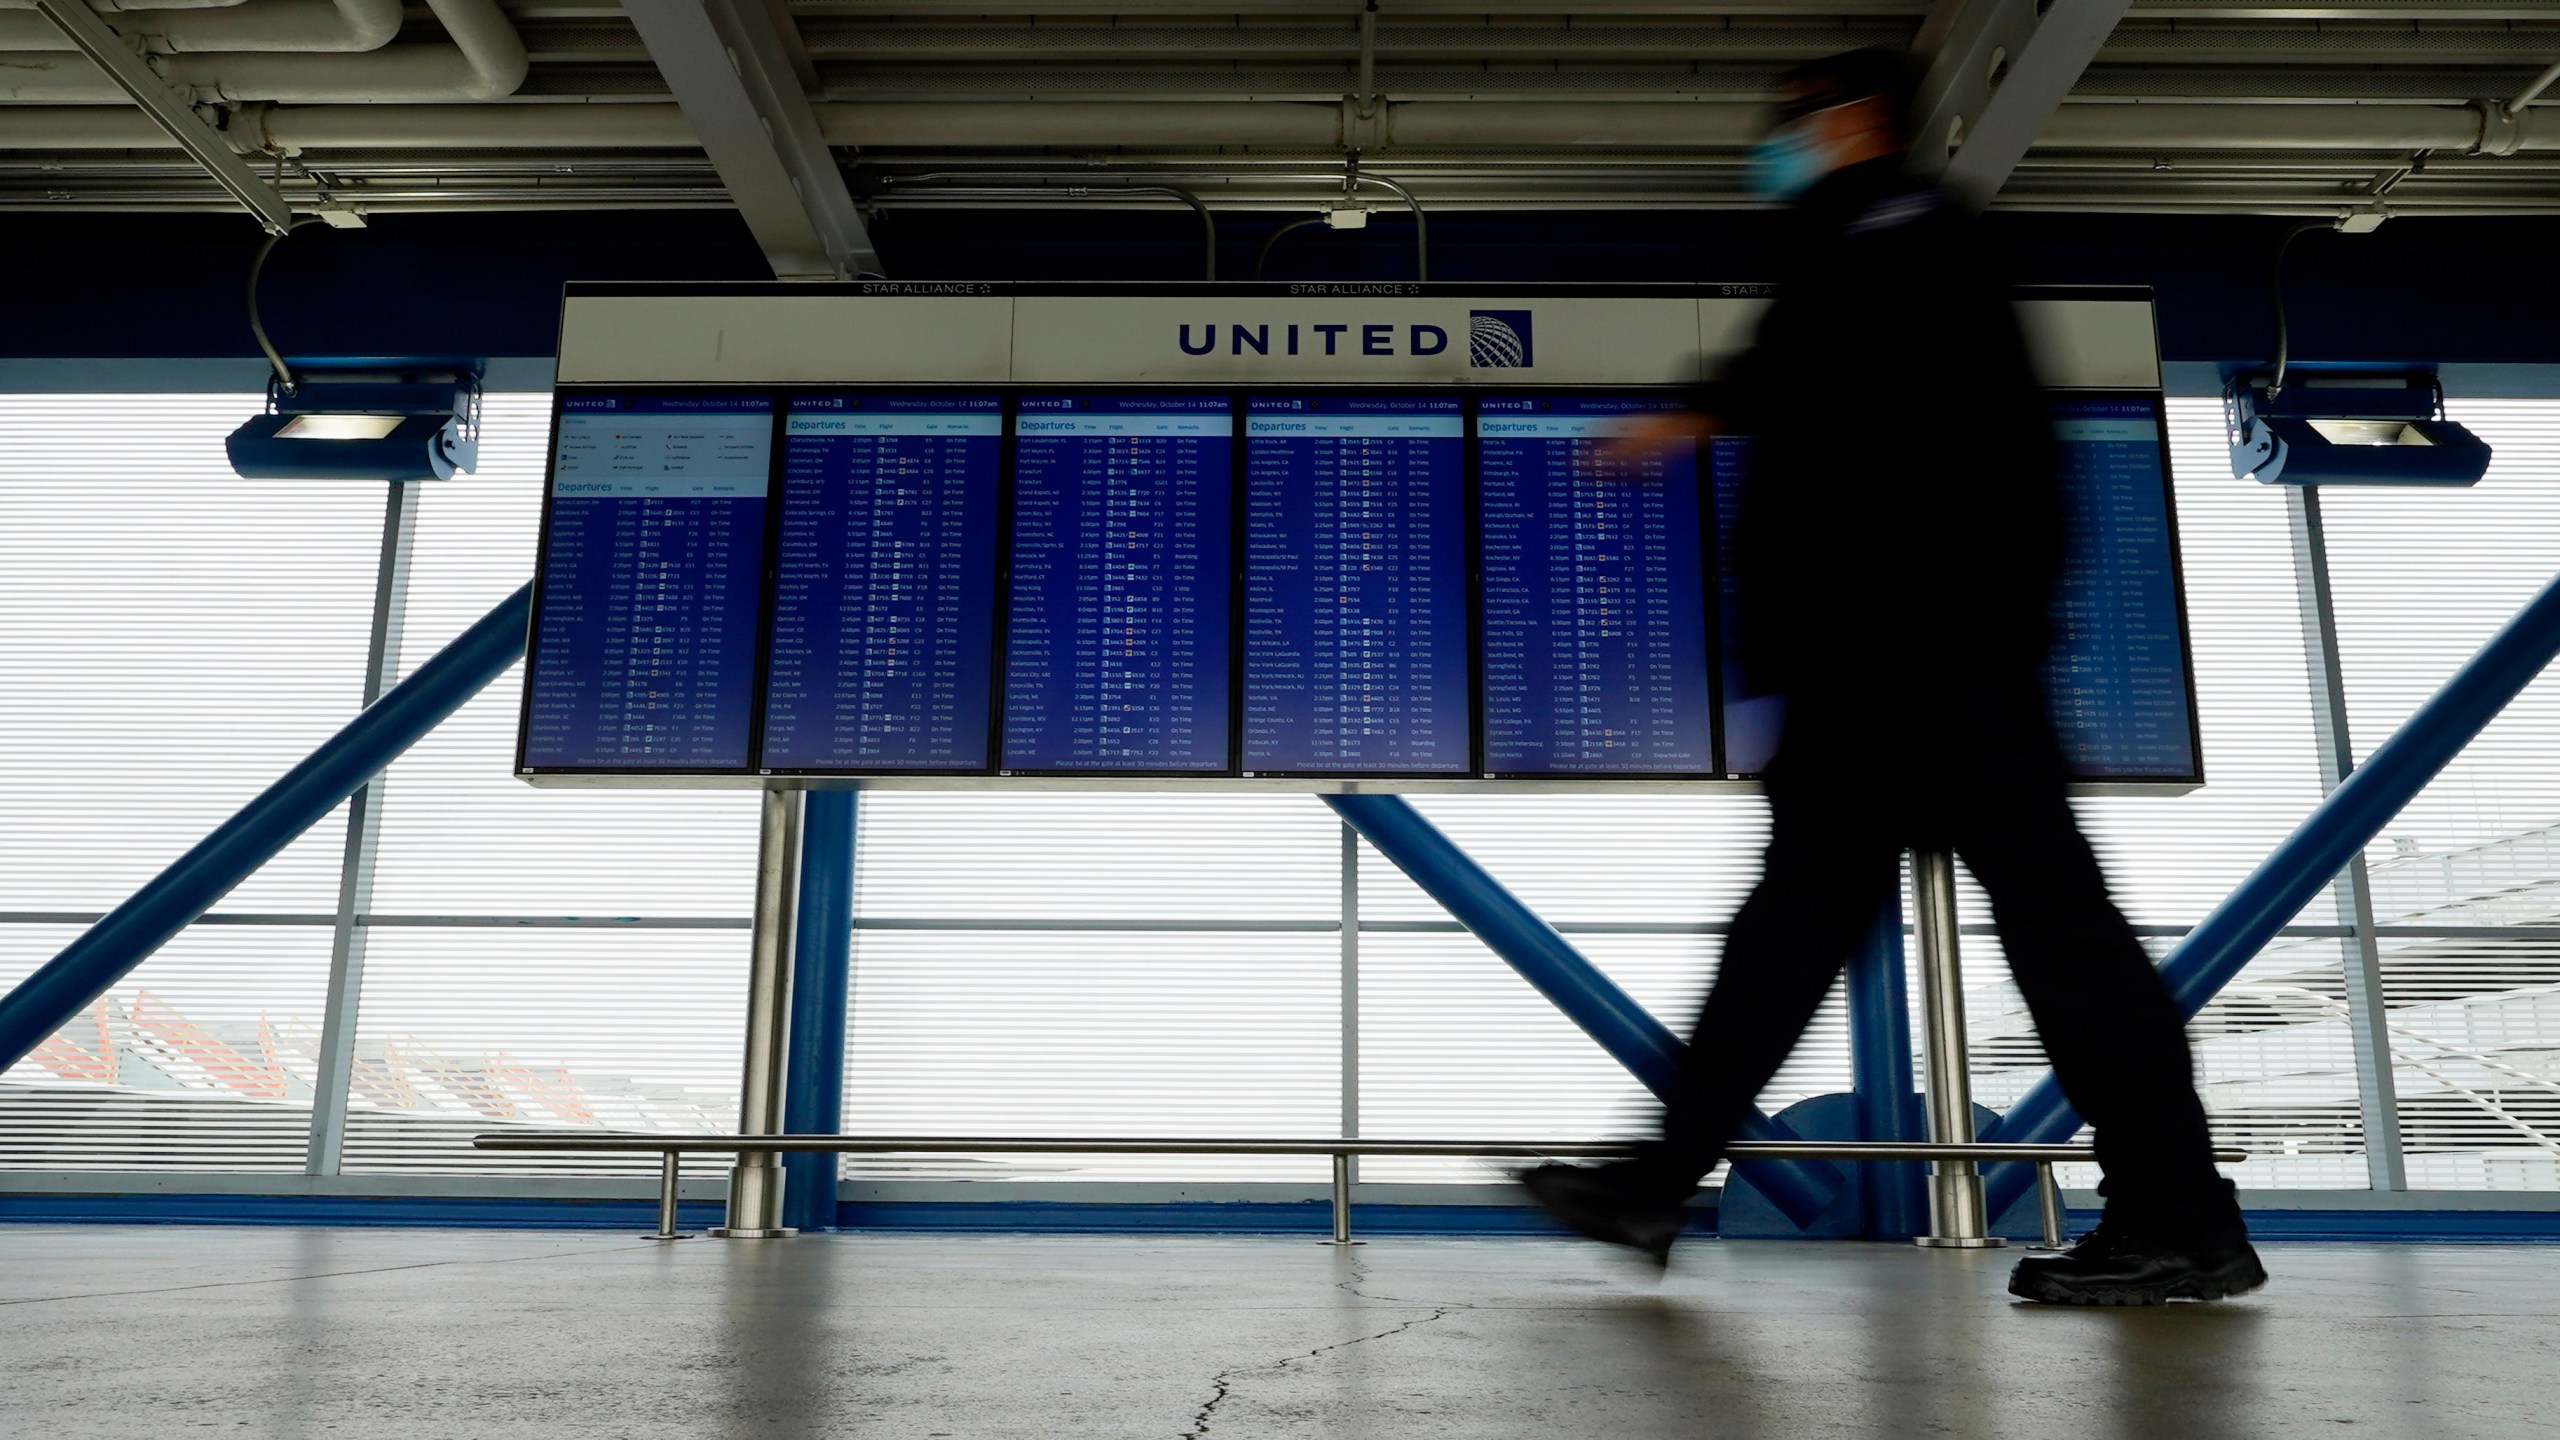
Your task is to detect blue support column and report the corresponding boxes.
[781,790,858,1233]
[1845,892,1925,1239]
[0,583,534,1073]
[1323,793,1839,1228]
[1983,569,2560,1217]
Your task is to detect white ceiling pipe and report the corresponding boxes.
[2034,102,2526,151]
[1385,100,1762,147]
[815,100,1351,149]
[0,0,520,101]
[0,0,251,10]
[0,96,2552,153]
[0,0,399,52]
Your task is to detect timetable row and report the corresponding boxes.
[519,388,2200,785]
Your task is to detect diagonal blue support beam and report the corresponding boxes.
[1983,569,2560,1217]
[0,583,535,1074]
[1324,793,1840,1228]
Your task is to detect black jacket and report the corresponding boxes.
[1718,156,2064,714]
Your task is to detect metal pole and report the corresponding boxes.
[1327,1152,1359,1245]
[1340,820,1360,1187]
[651,1151,689,1240]
[2033,1161,2068,1251]
[1321,794,1839,1227]
[1910,848,2001,1249]
[1985,566,2560,1216]
[1845,889,1923,1239]
[306,479,418,1176]
[781,789,858,1232]
[2287,486,2407,1191]
[713,788,805,1238]
[0,583,534,1074]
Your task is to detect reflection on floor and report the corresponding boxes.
[0,1227,2548,1437]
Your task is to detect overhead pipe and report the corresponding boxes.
[1981,568,2560,1218]
[0,583,533,1076]
[1,98,2553,154]
[1323,794,1839,1228]
[0,0,522,102]
[0,0,397,52]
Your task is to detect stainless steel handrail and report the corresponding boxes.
[472,1132,2244,1248]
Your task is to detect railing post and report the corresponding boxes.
[1911,849,2000,1249]
[651,1152,689,1240]
[714,788,804,1239]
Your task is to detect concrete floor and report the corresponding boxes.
[1,1228,2553,1438]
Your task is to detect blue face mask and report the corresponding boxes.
[1746,119,1830,203]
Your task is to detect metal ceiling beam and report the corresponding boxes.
[624,0,877,278]
[28,0,294,233]
[1911,0,2136,206]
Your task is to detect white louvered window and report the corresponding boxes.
[0,395,378,1170]
[2,387,2556,1201]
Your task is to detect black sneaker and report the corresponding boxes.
[2008,1223,2268,1306]
[1518,1162,1692,1268]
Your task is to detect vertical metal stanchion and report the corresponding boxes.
[650,1152,690,1241]
[305,479,418,1176]
[1910,848,2002,1249]
[2287,485,2408,1190]
[1323,820,1363,1246]
[714,788,805,1238]
[2031,1161,2068,1252]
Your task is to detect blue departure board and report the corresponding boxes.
[1242,395,1470,775]
[1704,435,1783,776]
[2047,396,2197,778]
[1001,395,1234,772]
[1706,394,2198,781]
[1477,396,1715,776]
[521,394,772,771]
[760,394,1004,772]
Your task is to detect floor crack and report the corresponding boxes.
[1180,1261,1457,1438]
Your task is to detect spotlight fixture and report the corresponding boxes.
[226,363,480,482]
[2224,370,2491,487]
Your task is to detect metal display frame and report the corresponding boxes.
[517,382,2202,795]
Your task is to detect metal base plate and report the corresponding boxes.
[1912,1235,2008,1249]
[707,1227,799,1239]
[641,1232,698,1242]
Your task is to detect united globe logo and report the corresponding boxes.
[1468,310,1534,368]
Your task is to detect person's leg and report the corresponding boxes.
[1953,777,2241,1243]
[1629,769,1906,1197]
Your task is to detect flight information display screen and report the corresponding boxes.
[521,393,772,771]
[1706,393,2198,781]
[1001,394,1235,772]
[521,382,2195,788]
[760,393,1004,772]
[1242,395,1470,775]
[2046,396,2197,778]
[1476,395,1715,776]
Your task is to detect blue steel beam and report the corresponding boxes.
[1846,894,1926,1239]
[1983,569,2560,1217]
[1323,793,1839,1228]
[0,583,535,1074]
[781,790,858,1232]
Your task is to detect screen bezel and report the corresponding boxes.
[515,384,781,779]
[520,382,2202,793]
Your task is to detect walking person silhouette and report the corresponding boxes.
[1519,46,2264,1307]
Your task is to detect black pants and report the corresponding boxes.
[1637,699,2242,1240]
